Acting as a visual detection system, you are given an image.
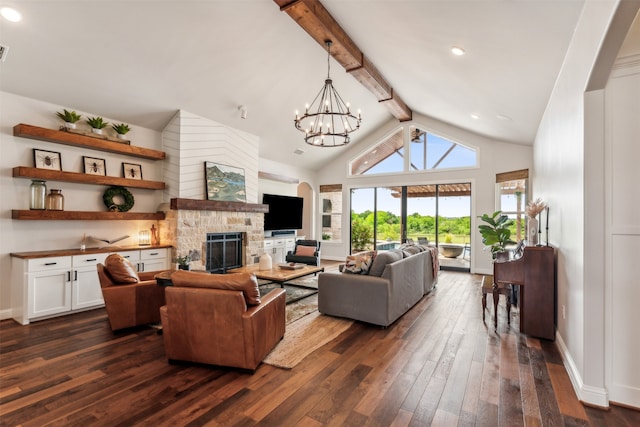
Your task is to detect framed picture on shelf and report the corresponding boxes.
[122,162,142,180]
[83,156,106,176]
[204,161,246,202]
[33,148,62,170]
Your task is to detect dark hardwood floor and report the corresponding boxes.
[1,269,638,426]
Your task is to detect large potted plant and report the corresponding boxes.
[478,211,515,260]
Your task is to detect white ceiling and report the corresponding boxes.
[0,0,619,171]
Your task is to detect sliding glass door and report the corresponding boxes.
[351,183,471,271]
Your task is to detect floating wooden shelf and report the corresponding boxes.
[170,198,269,213]
[13,167,166,190]
[13,123,166,160]
[12,210,165,221]
[13,166,166,190]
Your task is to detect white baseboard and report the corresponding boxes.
[555,332,609,408]
[0,308,14,321]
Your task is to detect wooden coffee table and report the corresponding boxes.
[227,264,324,288]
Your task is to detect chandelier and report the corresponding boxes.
[294,40,362,147]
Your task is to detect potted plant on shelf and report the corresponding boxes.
[478,211,515,260]
[111,123,131,140]
[55,109,82,130]
[86,116,109,135]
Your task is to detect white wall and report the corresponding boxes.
[257,157,318,238]
[0,92,165,319]
[604,55,640,407]
[316,114,533,271]
[533,0,639,407]
[162,110,260,203]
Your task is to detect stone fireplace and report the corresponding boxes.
[160,198,268,271]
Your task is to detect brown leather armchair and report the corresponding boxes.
[160,270,286,371]
[97,263,166,331]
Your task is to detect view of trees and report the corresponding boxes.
[351,210,472,246]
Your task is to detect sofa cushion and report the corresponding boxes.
[104,253,140,284]
[170,270,261,305]
[295,245,316,256]
[343,250,376,274]
[401,245,422,257]
[368,249,403,277]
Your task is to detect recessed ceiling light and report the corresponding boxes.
[451,46,465,56]
[1,7,22,22]
[471,113,480,120]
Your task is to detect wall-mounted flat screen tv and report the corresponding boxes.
[262,193,303,231]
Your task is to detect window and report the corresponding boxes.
[409,126,477,170]
[320,184,342,242]
[496,169,529,242]
[350,128,404,175]
[349,125,477,176]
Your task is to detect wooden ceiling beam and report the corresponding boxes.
[274,0,412,122]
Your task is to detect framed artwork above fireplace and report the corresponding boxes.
[204,161,246,202]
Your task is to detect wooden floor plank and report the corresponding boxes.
[1,269,637,426]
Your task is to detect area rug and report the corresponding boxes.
[263,310,354,369]
[259,283,317,306]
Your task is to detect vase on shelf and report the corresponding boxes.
[29,180,47,210]
[528,217,539,246]
[45,189,64,211]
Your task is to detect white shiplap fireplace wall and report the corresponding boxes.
[160,110,263,269]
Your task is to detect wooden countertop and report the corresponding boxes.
[10,244,173,259]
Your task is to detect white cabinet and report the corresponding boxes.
[11,245,172,325]
[71,253,108,310]
[25,256,72,320]
[263,236,300,264]
[263,239,285,264]
[112,247,169,272]
[13,253,107,325]
[139,248,169,272]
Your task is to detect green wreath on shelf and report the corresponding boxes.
[103,186,134,212]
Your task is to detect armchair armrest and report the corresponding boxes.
[138,270,167,281]
[242,288,286,367]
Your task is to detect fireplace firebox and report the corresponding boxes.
[205,232,243,273]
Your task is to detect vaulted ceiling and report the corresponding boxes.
[1,1,635,171]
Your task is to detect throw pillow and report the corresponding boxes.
[368,249,403,277]
[295,245,316,256]
[170,270,261,305]
[343,250,376,275]
[104,253,140,284]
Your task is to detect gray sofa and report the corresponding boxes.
[318,246,438,327]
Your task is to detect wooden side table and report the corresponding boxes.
[481,275,512,329]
